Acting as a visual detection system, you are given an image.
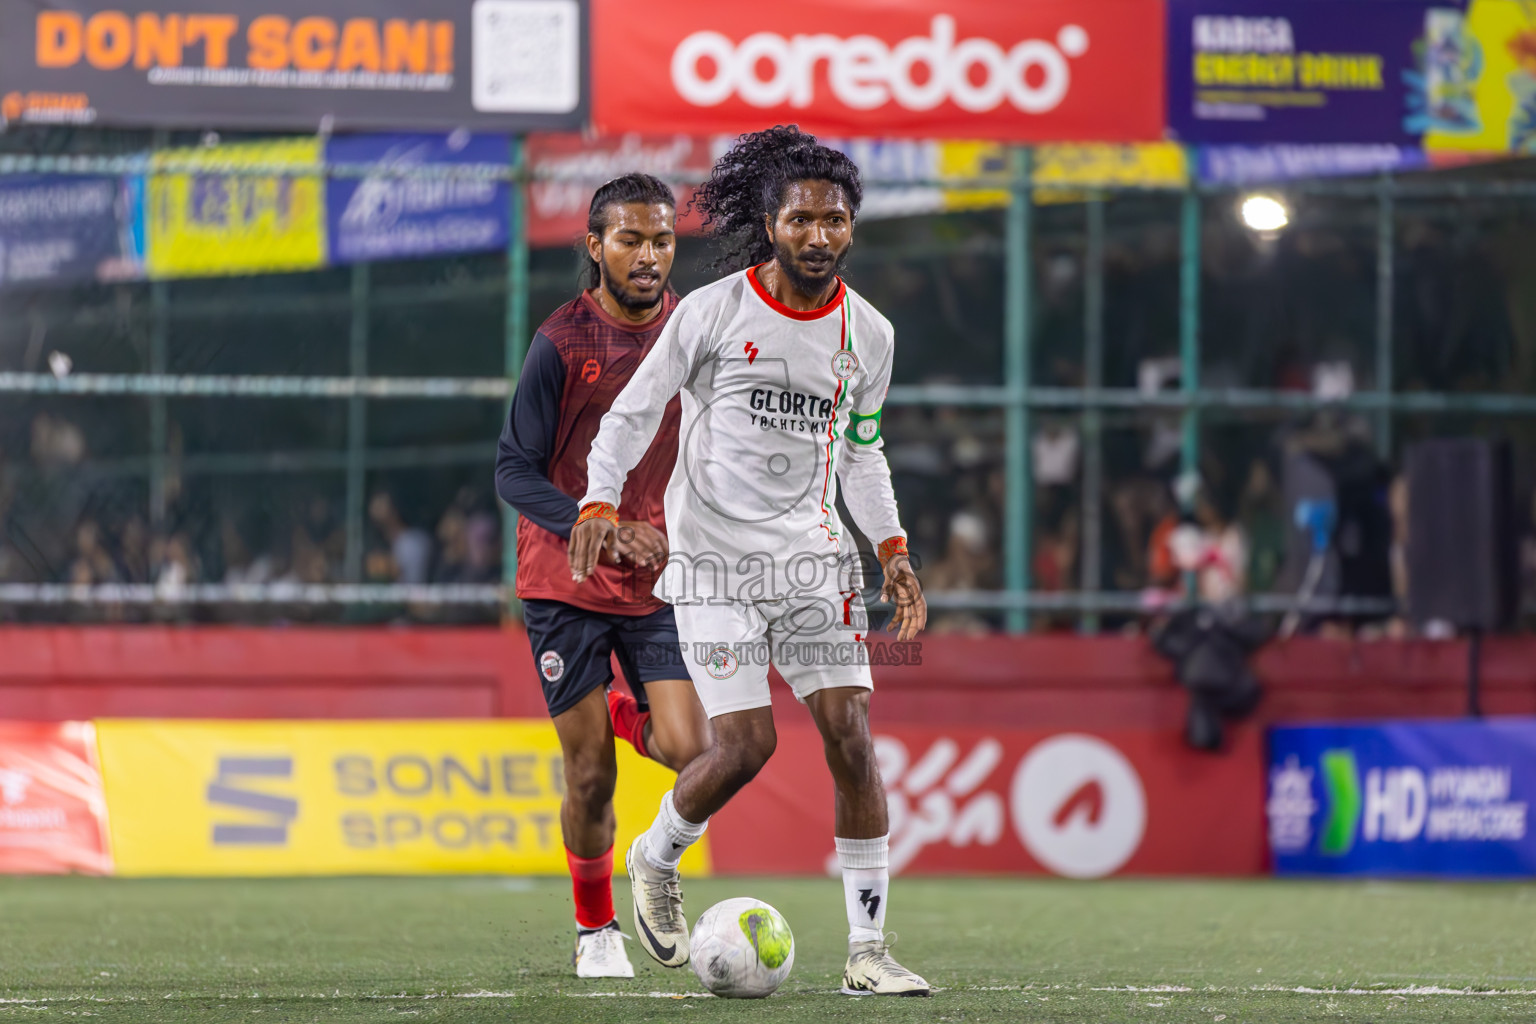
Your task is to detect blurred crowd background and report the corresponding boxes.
[4,144,1536,632]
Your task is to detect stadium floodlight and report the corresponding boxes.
[1239,193,1290,233]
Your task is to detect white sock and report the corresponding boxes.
[642,790,708,870]
[836,834,889,945]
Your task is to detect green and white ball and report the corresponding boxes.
[689,897,795,998]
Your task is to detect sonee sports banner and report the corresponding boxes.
[0,0,587,132]
[590,0,1165,142]
[1269,719,1536,877]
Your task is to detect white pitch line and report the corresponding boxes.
[4,983,1536,1004]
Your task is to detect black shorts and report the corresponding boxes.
[522,599,688,718]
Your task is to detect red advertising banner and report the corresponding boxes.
[0,722,112,874]
[525,133,714,248]
[591,0,1166,142]
[708,722,1265,876]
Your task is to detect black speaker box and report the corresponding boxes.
[1406,438,1517,630]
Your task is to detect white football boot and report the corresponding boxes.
[841,936,931,996]
[625,835,690,967]
[573,921,635,979]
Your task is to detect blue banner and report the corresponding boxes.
[1167,1,1437,144]
[0,175,141,287]
[1198,144,1429,185]
[1269,720,1536,876]
[325,133,509,266]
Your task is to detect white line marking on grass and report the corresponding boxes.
[1253,985,1536,996]
[567,991,716,999]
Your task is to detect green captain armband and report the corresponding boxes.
[844,408,882,446]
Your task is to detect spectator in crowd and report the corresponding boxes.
[1168,486,1248,605]
[69,518,119,586]
[432,506,470,584]
[923,510,993,634]
[152,532,198,607]
[30,412,85,469]
[1237,459,1284,594]
[119,516,151,585]
[368,491,431,585]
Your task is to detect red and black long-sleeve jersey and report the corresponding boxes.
[494,290,681,615]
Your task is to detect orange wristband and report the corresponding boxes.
[877,536,908,567]
[576,501,618,527]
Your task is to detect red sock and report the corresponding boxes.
[566,846,615,930]
[607,688,652,760]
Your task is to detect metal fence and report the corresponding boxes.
[2,130,1535,631]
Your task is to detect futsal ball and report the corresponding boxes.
[689,897,795,998]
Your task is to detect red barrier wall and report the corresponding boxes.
[2,627,1533,727]
[4,628,1532,877]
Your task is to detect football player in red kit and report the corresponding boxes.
[494,173,710,978]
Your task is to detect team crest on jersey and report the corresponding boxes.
[581,359,602,384]
[831,350,858,380]
[539,650,565,682]
[704,645,738,680]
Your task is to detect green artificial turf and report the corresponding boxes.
[0,875,1533,1022]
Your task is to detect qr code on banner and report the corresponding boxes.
[472,0,580,113]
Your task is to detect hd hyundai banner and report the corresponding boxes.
[0,0,587,131]
[1269,720,1536,876]
[590,0,1166,142]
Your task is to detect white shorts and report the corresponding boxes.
[672,586,874,718]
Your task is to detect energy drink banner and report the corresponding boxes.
[1422,0,1536,156]
[96,719,710,877]
[0,722,112,875]
[0,175,143,286]
[0,1,586,132]
[1166,0,1436,144]
[326,133,509,264]
[1269,720,1536,877]
[147,137,324,277]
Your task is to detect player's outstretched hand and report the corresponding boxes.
[570,504,618,583]
[880,553,927,642]
[614,520,668,570]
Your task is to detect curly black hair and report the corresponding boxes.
[580,172,676,289]
[692,125,863,274]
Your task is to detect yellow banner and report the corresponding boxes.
[146,137,324,278]
[936,141,1188,209]
[96,720,709,877]
[1424,0,1536,155]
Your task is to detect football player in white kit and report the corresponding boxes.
[569,126,929,996]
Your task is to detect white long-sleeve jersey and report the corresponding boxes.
[581,267,905,604]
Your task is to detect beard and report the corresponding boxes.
[600,253,667,312]
[772,237,848,297]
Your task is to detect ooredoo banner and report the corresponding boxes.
[708,723,1266,876]
[0,722,112,875]
[590,0,1166,142]
[1269,719,1536,876]
[95,719,709,876]
[0,0,587,131]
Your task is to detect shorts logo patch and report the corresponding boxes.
[704,645,738,680]
[539,650,565,682]
[831,350,858,380]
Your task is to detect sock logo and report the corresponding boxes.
[857,887,881,921]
